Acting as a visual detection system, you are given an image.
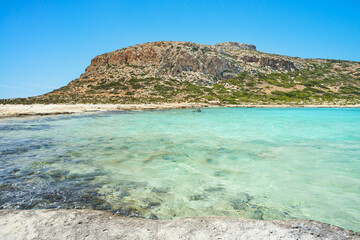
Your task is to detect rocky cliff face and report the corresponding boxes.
[84,41,303,85]
[2,41,359,105]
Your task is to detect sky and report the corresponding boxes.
[0,0,359,99]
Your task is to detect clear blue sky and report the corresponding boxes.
[1,0,359,99]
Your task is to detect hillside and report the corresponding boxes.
[2,41,360,105]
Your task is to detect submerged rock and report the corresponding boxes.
[151,187,168,193]
[112,207,143,218]
[189,194,207,201]
[205,186,225,192]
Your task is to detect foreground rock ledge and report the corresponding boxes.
[0,210,358,240]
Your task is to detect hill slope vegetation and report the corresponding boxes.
[2,41,360,105]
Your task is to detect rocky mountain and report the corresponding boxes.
[2,41,360,105]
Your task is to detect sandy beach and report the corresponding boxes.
[0,103,208,118]
[1,209,359,240]
[1,103,359,118]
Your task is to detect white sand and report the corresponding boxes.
[0,103,207,118]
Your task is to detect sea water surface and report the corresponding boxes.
[0,108,359,231]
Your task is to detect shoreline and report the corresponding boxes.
[1,209,359,239]
[1,103,359,118]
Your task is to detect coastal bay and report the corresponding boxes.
[1,108,359,233]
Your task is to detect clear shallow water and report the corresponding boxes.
[0,108,359,231]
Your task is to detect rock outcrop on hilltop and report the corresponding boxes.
[2,41,360,105]
[214,42,257,51]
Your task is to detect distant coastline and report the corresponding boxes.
[2,41,360,107]
[1,103,359,118]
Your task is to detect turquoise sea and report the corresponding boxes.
[0,108,359,231]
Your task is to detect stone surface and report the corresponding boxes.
[0,210,359,240]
